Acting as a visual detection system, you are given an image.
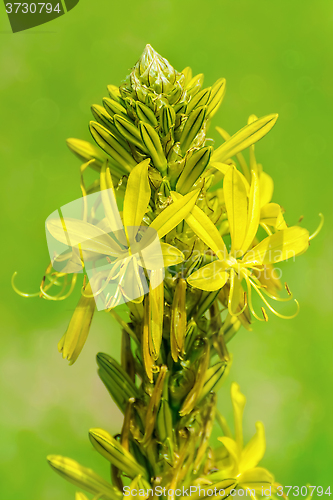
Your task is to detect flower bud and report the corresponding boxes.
[58,283,96,365]
[47,455,119,499]
[132,44,178,94]
[89,428,148,479]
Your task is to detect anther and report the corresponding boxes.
[285,282,291,295]
[261,307,268,322]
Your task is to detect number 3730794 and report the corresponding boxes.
[277,486,331,497]
[5,3,61,14]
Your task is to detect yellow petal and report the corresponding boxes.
[212,114,278,163]
[123,159,151,231]
[217,436,239,470]
[100,162,123,232]
[150,189,199,239]
[259,171,274,207]
[231,382,246,449]
[171,191,227,258]
[228,270,243,315]
[46,217,122,257]
[237,467,274,491]
[242,226,310,266]
[210,162,250,193]
[149,269,164,360]
[240,422,266,471]
[224,166,248,253]
[160,243,184,267]
[215,127,250,180]
[241,170,260,253]
[187,261,228,291]
[260,203,287,230]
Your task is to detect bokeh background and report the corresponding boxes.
[0,0,332,498]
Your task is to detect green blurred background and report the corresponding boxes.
[0,0,332,498]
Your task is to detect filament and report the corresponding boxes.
[248,276,300,319]
[227,270,248,317]
[243,273,265,321]
[260,222,273,236]
[40,273,78,301]
[309,213,324,241]
[11,272,40,298]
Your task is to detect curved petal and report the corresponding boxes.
[123,159,151,231]
[242,226,310,266]
[237,467,274,491]
[46,217,122,257]
[100,162,123,232]
[231,383,246,449]
[150,189,199,239]
[241,170,260,254]
[212,114,278,163]
[259,171,274,207]
[171,191,227,258]
[240,422,266,471]
[224,166,248,253]
[217,436,239,471]
[187,261,228,291]
[260,203,287,230]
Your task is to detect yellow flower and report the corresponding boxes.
[46,159,194,310]
[187,165,310,320]
[214,383,274,493]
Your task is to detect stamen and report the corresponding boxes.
[249,277,300,320]
[298,215,304,224]
[261,307,268,322]
[40,273,77,301]
[11,272,41,298]
[243,274,265,321]
[82,275,87,290]
[260,222,273,236]
[151,365,160,373]
[285,282,291,296]
[309,213,324,241]
[39,276,46,298]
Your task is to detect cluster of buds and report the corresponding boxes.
[15,45,321,499]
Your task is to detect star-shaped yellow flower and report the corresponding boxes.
[179,165,310,320]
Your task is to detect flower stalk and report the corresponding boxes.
[16,44,322,500]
